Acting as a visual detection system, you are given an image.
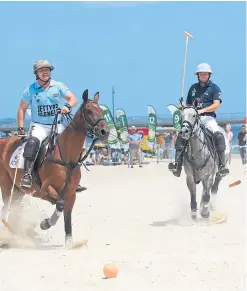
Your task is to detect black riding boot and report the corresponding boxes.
[214,131,230,177]
[20,159,35,188]
[20,136,40,188]
[217,150,229,177]
[168,135,186,177]
[168,150,184,177]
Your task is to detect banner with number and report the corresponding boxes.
[167,104,182,131]
[100,105,121,149]
[116,109,129,151]
[147,105,157,149]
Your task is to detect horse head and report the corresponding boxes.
[180,106,200,140]
[73,89,109,141]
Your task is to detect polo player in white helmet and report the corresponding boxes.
[169,63,229,177]
[17,60,86,192]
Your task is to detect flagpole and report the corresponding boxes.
[112,86,115,121]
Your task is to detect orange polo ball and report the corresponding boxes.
[103,263,119,279]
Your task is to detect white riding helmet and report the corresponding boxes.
[33,60,54,74]
[194,63,213,75]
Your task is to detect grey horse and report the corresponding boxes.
[179,106,230,219]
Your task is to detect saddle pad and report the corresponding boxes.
[9,142,26,169]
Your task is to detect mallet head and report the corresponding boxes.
[184,31,194,39]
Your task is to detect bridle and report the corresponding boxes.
[62,99,105,139]
[181,106,201,138]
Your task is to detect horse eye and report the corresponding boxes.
[193,114,196,117]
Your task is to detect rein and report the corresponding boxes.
[44,100,104,200]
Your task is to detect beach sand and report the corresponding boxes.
[0,157,246,291]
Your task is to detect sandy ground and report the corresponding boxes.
[0,157,246,291]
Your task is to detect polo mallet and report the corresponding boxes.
[180,31,194,106]
[2,145,23,231]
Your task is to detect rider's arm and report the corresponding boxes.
[17,100,29,128]
[57,82,78,108]
[200,100,220,113]
[64,91,78,108]
[200,85,222,113]
[18,87,31,128]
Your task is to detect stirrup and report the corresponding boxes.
[168,162,178,171]
[20,173,32,188]
[216,165,229,177]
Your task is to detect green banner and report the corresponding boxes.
[147,105,157,148]
[100,105,120,149]
[116,109,129,150]
[167,104,182,131]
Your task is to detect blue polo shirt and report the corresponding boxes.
[128,133,142,149]
[22,80,70,125]
[186,81,222,118]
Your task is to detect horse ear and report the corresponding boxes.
[93,92,99,103]
[82,89,88,102]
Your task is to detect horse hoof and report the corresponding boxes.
[201,211,210,219]
[65,236,73,250]
[191,210,197,220]
[40,219,51,230]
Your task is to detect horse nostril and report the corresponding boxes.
[182,127,189,133]
[100,129,106,136]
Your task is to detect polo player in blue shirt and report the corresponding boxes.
[17,60,85,191]
[168,63,230,178]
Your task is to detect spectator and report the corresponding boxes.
[98,148,110,165]
[128,125,142,168]
[237,125,246,164]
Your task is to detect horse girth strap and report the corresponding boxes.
[46,157,79,169]
[45,137,98,170]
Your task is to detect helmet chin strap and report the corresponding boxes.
[36,75,51,89]
[197,73,211,85]
[35,67,51,89]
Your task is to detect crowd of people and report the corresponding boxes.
[83,122,247,168]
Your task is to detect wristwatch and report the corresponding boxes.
[64,103,72,112]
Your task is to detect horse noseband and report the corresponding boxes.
[182,120,193,131]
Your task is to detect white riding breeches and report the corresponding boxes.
[200,116,220,134]
[200,116,230,153]
[28,122,65,144]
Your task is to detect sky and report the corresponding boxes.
[0,1,246,119]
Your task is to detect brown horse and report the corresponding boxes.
[0,89,109,248]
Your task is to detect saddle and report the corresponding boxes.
[9,133,57,188]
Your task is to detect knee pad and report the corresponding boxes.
[213,131,226,152]
[175,134,186,150]
[23,136,40,159]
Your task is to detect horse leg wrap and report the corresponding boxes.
[190,201,197,211]
[56,199,65,212]
[48,209,62,226]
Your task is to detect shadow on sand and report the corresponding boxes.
[150,217,212,227]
